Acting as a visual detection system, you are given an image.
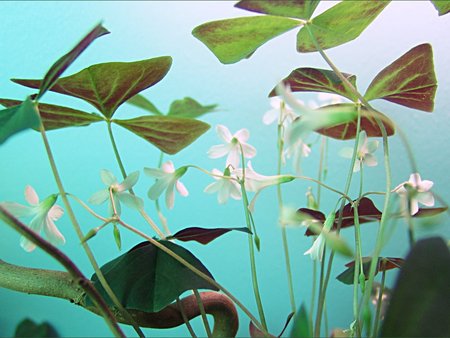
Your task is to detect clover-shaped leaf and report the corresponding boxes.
[235,0,319,20]
[168,97,218,118]
[364,44,437,112]
[13,57,172,119]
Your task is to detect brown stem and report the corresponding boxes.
[0,259,239,337]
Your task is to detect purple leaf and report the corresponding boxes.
[169,227,252,245]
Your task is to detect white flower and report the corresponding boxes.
[393,173,434,215]
[89,170,143,215]
[1,185,64,252]
[304,233,326,261]
[235,161,294,211]
[263,96,298,126]
[339,130,379,172]
[276,83,356,145]
[144,161,189,209]
[283,138,311,173]
[317,92,345,105]
[207,125,256,168]
[204,168,241,204]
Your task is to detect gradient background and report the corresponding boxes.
[1,1,449,337]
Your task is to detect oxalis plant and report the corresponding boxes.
[1,1,450,337]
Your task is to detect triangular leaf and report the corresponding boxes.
[88,240,218,313]
[36,23,109,101]
[167,97,218,118]
[290,304,312,338]
[0,98,103,131]
[269,67,358,101]
[413,207,448,218]
[430,0,450,16]
[167,226,251,245]
[337,257,404,285]
[113,115,210,154]
[304,197,382,236]
[364,44,437,112]
[297,1,389,52]
[192,16,301,64]
[380,237,450,337]
[235,0,319,20]
[126,94,162,115]
[12,56,172,119]
[315,104,395,140]
[0,97,40,144]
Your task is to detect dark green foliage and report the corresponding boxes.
[14,318,59,337]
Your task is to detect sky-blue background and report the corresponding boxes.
[1,1,449,337]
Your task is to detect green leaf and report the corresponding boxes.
[126,94,162,115]
[364,44,437,112]
[113,224,121,251]
[12,56,172,119]
[167,97,217,118]
[315,104,395,140]
[269,67,358,101]
[430,0,450,16]
[290,304,312,338]
[235,0,319,20]
[297,1,389,52]
[36,23,109,101]
[0,97,40,144]
[0,98,103,131]
[380,237,450,337]
[192,16,301,64]
[113,115,210,154]
[88,241,218,313]
[14,318,59,337]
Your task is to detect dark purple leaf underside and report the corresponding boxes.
[37,23,109,100]
[169,226,251,245]
[303,197,382,236]
[413,207,448,218]
[269,67,358,101]
[0,98,103,131]
[235,0,319,20]
[364,44,437,112]
[316,105,395,140]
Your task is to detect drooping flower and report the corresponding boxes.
[207,125,256,168]
[393,173,434,215]
[339,130,379,172]
[89,170,143,215]
[144,161,189,209]
[276,83,356,145]
[1,185,65,252]
[235,161,294,211]
[204,167,241,204]
[304,233,326,261]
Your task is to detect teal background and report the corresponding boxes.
[1,1,449,337]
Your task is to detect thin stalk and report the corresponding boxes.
[314,246,327,336]
[276,119,296,313]
[371,270,387,338]
[116,217,268,335]
[156,151,170,234]
[106,121,165,238]
[317,136,327,206]
[34,104,141,337]
[194,289,213,338]
[405,208,416,248]
[0,206,125,338]
[177,297,197,338]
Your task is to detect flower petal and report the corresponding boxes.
[20,213,46,252]
[162,161,175,174]
[44,216,65,246]
[241,143,257,159]
[234,128,250,143]
[88,190,110,205]
[418,179,433,191]
[339,147,355,159]
[410,199,419,216]
[118,192,144,210]
[0,202,35,218]
[364,153,378,167]
[226,148,240,168]
[207,144,230,159]
[304,234,325,261]
[263,108,278,125]
[165,182,176,209]
[148,178,170,200]
[417,192,435,207]
[119,171,140,191]
[216,125,232,143]
[176,180,189,197]
[204,181,221,194]
[48,205,64,221]
[100,169,118,186]
[25,185,39,206]
[143,167,166,179]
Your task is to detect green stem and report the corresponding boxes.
[276,119,296,313]
[106,121,165,239]
[155,151,171,235]
[0,207,125,338]
[34,104,138,337]
[194,289,213,338]
[177,297,197,338]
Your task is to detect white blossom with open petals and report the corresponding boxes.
[207,125,256,168]
[340,130,379,172]
[145,161,189,209]
[1,185,65,252]
[204,168,241,204]
[89,170,143,215]
[393,173,434,215]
